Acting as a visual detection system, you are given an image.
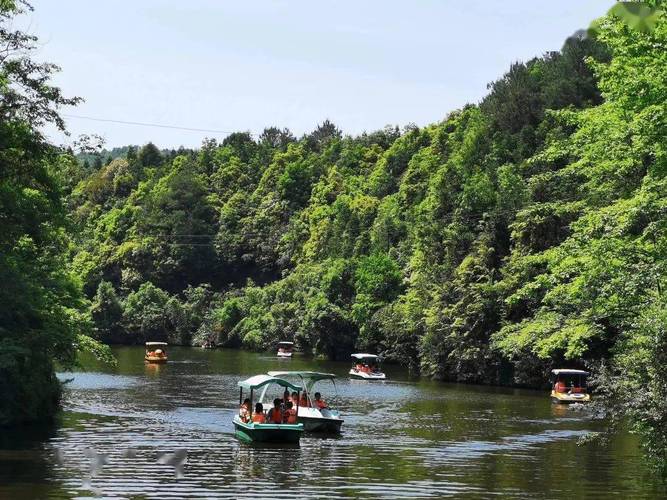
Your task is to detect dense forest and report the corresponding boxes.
[0,0,111,427]
[1,0,666,471]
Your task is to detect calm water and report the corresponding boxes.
[1,347,664,499]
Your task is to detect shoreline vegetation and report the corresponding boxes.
[1,0,666,473]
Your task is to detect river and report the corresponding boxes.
[0,346,664,498]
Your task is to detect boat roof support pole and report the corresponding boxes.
[259,384,269,405]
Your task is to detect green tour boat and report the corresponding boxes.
[233,374,304,444]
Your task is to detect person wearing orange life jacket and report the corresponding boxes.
[252,402,266,423]
[554,380,567,393]
[267,398,283,424]
[300,391,310,408]
[313,392,328,409]
[283,401,297,424]
[239,398,251,423]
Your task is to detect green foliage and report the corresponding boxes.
[90,280,123,342]
[121,282,170,343]
[0,0,105,426]
[60,6,667,471]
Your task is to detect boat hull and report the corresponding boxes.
[145,356,168,364]
[299,415,343,433]
[276,352,293,358]
[297,407,344,433]
[550,390,590,404]
[349,369,386,380]
[233,418,303,443]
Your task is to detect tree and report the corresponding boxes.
[0,0,106,426]
[138,142,162,167]
[90,281,123,343]
[121,282,170,343]
[305,120,341,151]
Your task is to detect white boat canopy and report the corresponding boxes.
[267,371,338,400]
[268,371,336,391]
[551,369,589,375]
[351,353,379,360]
[278,341,294,346]
[145,342,168,347]
[238,374,302,392]
[268,371,336,382]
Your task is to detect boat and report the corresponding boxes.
[144,342,168,363]
[233,374,304,443]
[349,353,386,380]
[201,339,216,349]
[268,371,344,433]
[276,341,294,358]
[550,369,591,403]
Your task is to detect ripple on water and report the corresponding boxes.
[2,349,663,499]
[57,372,139,390]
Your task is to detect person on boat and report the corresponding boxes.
[300,391,310,407]
[554,379,567,393]
[282,388,290,405]
[268,398,283,424]
[283,401,297,424]
[313,392,327,409]
[239,398,251,423]
[290,391,299,407]
[252,403,266,423]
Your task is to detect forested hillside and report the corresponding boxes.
[70,26,619,381]
[2,0,665,469]
[68,11,667,466]
[71,15,665,381]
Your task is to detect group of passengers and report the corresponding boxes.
[553,379,585,394]
[238,389,328,424]
[354,362,379,374]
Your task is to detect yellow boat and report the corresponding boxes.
[145,341,168,363]
[550,369,590,403]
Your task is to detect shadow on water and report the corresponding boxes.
[0,421,71,499]
[0,346,665,498]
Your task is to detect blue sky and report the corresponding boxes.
[28,0,613,148]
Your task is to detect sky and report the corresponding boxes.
[26,0,614,149]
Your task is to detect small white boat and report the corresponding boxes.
[276,341,294,358]
[349,353,386,380]
[268,371,344,433]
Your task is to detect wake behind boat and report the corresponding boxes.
[268,371,344,433]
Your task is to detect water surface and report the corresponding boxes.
[1,346,664,498]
